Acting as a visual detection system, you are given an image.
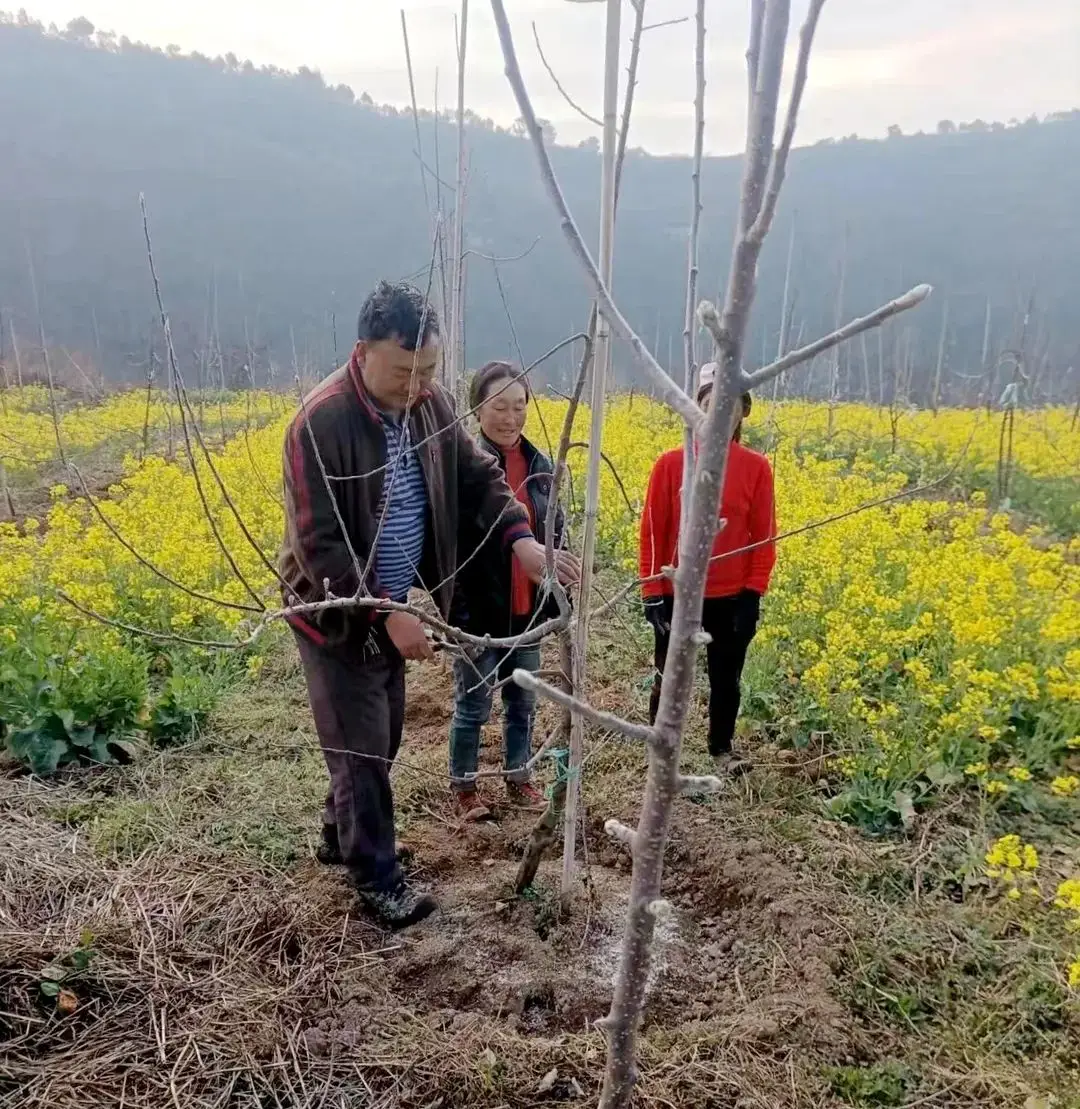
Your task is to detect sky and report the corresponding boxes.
[17,0,1080,155]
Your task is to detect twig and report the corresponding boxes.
[140,195,266,610]
[532,21,602,127]
[681,0,706,517]
[746,0,826,247]
[740,284,933,390]
[613,0,648,209]
[67,462,262,615]
[488,0,703,432]
[511,669,654,743]
[326,331,587,483]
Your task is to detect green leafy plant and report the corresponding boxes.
[148,657,231,746]
[826,1061,914,1106]
[39,929,96,1006]
[1,634,146,776]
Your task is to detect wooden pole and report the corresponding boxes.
[562,0,621,902]
[447,0,469,400]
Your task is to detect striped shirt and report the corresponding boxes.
[373,410,428,602]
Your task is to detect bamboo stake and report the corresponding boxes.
[562,0,622,904]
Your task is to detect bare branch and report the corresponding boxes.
[642,17,688,33]
[511,669,654,743]
[488,0,703,431]
[532,21,602,127]
[140,195,266,610]
[59,590,248,650]
[741,284,933,390]
[294,376,367,590]
[681,0,706,517]
[67,462,262,615]
[747,0,826,247]
[326,331,587,484]
[613,0,648,208]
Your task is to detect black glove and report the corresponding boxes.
[734,589,761,636]
[644,597,672,637]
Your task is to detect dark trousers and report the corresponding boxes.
[293,627,405,890]
[648,594,758,756]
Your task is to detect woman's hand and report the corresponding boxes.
[512,538,581,587]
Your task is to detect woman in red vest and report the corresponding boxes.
[638,363,777,773]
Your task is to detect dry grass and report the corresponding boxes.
[2,634,1079,1109]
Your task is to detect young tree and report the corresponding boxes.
[487,1,930,1103]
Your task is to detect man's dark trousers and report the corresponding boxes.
[293,626,405,890]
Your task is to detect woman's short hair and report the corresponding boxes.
[469,360,531,410]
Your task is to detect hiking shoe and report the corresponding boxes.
[355,878,438,931]
[713,751,751,777]
[316,826,414,870]
[506,780,547,809]
[453,790,494,822]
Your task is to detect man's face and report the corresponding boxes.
[358,337,440,412]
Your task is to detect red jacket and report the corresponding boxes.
[639,439,776,600]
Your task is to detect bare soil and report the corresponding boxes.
[2,640,1077,1109]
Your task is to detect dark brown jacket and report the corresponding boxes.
[279,353,533,645]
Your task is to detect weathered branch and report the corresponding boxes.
[680,0,706,518]
[746,0,826,247]
[741,284,933,390]
[532,21,602,127]
[327,331,587,484]
[488,0,703,431]
[511,669,654,743]
[67,463,262,616]
[140,195,266,610]
[612,0,648,209]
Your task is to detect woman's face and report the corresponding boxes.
[478,378,528,447]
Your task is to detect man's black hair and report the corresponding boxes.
[357,281,440,351]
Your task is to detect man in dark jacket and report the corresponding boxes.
[280,282,578,929]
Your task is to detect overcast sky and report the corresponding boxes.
[20,0,1080,155]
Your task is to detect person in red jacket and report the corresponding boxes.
[638,363,777,773]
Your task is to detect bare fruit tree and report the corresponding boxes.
[487,0,931,1104]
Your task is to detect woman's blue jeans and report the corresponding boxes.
[449,644,541,789]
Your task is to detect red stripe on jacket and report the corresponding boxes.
[638,439,776,600]
[286,379,351,584]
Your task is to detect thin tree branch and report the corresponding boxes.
[140,195,266,610]
[681,0,706,517]
[746,0,826,247]
[511,669,655,743]
[67,462,262,615]
[532,21,602,127]
[740,284,932,390]
[613,0,648,209]
[326,331,586,483]
[488,0,703,431]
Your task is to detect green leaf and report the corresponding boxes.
[925,761,962,788]
[87,734,118,766]
[58,708,76,735]
[68,724,97,749]
[39,980,60,998]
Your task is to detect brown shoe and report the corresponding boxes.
[453,790,493,822]
[506,780,547,809]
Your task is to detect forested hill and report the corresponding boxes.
[1,13,1078,402]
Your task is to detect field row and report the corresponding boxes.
[0,396,1074,823]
